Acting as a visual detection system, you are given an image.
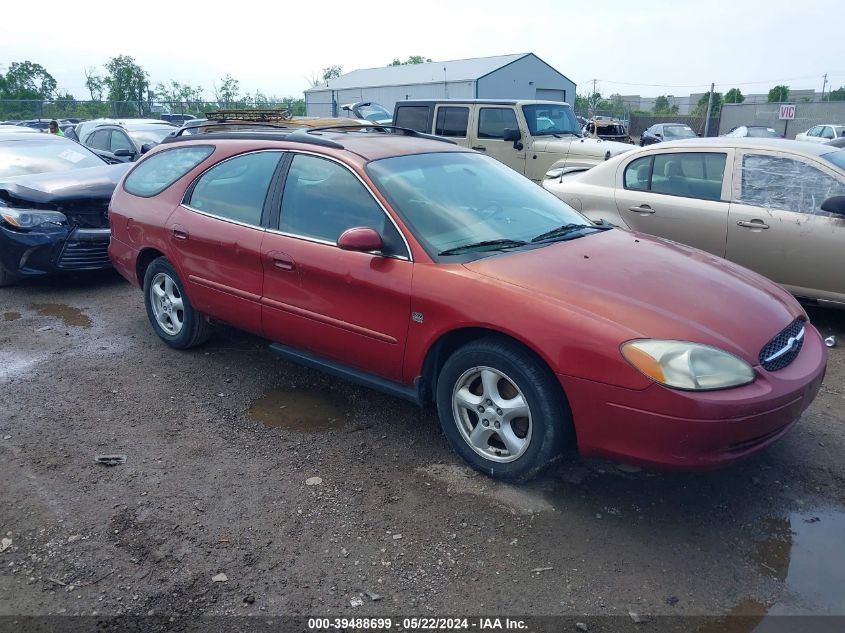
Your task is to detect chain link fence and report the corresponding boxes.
[719,101,845,138]
[627,114,721,139]
[0,99,307,122]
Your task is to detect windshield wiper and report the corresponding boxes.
[438,239,527,256]
[540,130,581,138]
[531,223,602,243]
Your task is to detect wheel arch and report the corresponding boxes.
[136,247,166,287]
[420,326,569,408]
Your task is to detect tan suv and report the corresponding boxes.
[393,100,633,182]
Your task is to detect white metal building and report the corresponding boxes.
[304,53,576,117]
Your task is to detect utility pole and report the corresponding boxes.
[821,73,828,101]
[703,82,715,137]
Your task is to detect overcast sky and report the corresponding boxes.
[2,0,841,101]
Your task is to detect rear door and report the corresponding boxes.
[168,150,284,333]
[469,106,526,175]
[613,149,732,256]
[726,149,845,301]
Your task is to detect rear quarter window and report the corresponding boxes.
[124,145,214,197]
[394,106,431,133]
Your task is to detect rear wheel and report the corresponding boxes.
[436,337,571,482]
[143,257,212,349]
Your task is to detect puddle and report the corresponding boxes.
[248,388,347,431]
[3,312,21,321]
[29,303,91,328]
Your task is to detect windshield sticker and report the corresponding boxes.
[58,150,88,164]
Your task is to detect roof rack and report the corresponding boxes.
[169,121,294,138]
[297,124,457,145]
[205,108,292,122]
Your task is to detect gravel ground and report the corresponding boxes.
[1,272,844,629]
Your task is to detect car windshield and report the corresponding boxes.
[598,124,626,136]
[821,150,845,171]
[0,139,105,178]
[747,127,779,138]
[366,152,597,257]
[127,127,176,146]
[522,104,581,136]
[663,125,696,138]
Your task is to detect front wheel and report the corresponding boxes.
[436,337,572,482]
[143,257,212,349]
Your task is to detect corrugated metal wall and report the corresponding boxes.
[719,102,845,138]
[476,56,575,104]
[305,82,475,117]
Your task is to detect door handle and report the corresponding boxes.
[471,146,487,151]
[628,204,655,214]
[737,220,770,230]
[267,251,296,272]
[171,225,189,240]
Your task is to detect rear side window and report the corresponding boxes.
[623,156,652,191]
[187,151,282,226]
[624,152,726,201]
[394,106,431,132]
[124,145,214,197]
[435,107,469,137]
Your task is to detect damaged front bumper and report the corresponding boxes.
[0,224,112,277]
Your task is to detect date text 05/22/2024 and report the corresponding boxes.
[307,617,528,630]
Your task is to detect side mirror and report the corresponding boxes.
[655,133,663,138]
[821,196,845,216]
[503,127,523,150]
[140,143,153,154]
[337,227,384,252]
[113,148,136,158]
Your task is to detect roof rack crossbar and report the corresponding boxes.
[296,124,457,145]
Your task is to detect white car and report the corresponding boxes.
[795,124,845,143]
[542,137,845,306]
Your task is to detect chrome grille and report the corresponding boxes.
[759,319,805,372]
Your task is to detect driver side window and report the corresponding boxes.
[278,154,406,257]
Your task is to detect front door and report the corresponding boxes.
[726,149,845,302]
[168,150,283,333]
[613,150,732,257]
[469,107,527,176]
[261,153,413,381]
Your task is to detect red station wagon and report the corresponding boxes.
[108,126,827,482]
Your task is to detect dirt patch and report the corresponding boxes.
[3,311,21,321]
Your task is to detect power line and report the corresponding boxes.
[582,73,844,90]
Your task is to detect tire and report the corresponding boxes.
[0,262,18,287]
[143,257,212,349]
[436,337,572,483]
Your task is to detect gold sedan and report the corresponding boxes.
[543,138,845,307]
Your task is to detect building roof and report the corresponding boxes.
[306,54,530,92]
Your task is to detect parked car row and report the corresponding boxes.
[1,103,837,483]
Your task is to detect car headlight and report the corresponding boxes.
[545,167,565,179]
[0,208,67,228]
[621,340,755,391]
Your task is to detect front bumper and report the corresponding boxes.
[559,324,827,469]
[0,224,112,277]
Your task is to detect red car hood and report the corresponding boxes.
[463,229,805,362]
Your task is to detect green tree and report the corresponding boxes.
[389,56,432,66]
[0,61,57,100]
[824,86,845,102]
[653,95,670,112]
[213,75,240,107]
[322,65,343,82]
[104,55,149,116]
[574,94,589,115]
[724,88,745,104]
[694,91,723,116]
[767,85,790,103]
